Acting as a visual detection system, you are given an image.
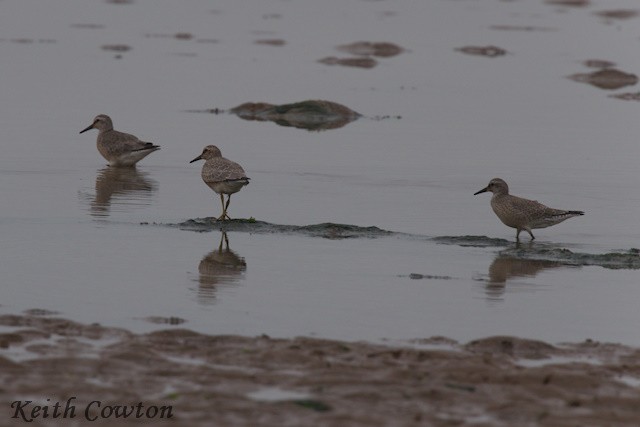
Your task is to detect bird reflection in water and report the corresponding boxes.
[196,232,246,304]
[90,167,157,217]
[484,243,566,301]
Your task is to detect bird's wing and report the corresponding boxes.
[111,131,158,151]
[506,195,579,231]
[507,195,567,218]
[203,158,249,182]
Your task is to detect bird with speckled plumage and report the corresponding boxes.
[474,178,583,240]
[79,114,160,167]
[190,145,250,221]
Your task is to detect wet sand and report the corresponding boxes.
[2,313,640,426]
[2,0,639,344]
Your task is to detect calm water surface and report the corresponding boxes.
[0,0,639,345]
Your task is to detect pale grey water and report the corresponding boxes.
[0,0,639,345]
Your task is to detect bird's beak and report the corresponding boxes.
[79,123,94,134]
[189,155,203,163]
[474,186,488,195]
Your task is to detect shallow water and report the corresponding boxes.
[0,0,639,345]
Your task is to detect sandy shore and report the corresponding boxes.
[1,314,639,426]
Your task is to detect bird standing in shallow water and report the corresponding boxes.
[190,145,250,221]
[79,114,160,167]
[474,178,584,240]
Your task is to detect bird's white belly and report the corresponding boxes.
[207,180,248,195]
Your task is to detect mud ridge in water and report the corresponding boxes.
[398,273,454,280]
[455,45,508,57]
[1,314,640,426]
[609,92,640,101]
[254,39,286,46]
[173,218,394,239]
[317,56,378,69]
[489,25,556,32]
[594,9,639,21]
[499,246,640,270]
[432,235,512,247]
[582,59,615,69]
[187,100,361,131]
[0,38,57,44]
[142,316,187,325]
[568,68,638,90]
[545,0,590,7]
[317,41,405,69]
[336,41,404,58]
[230,100,361,131]
[165,221,640,270]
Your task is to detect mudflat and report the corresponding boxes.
[2,314,639,426]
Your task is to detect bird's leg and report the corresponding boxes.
[516,229,521,241]
[217,193,226,221]
[526,228,535,240]
[223,195,232,220]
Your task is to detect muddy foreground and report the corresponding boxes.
[1,314,639,426]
